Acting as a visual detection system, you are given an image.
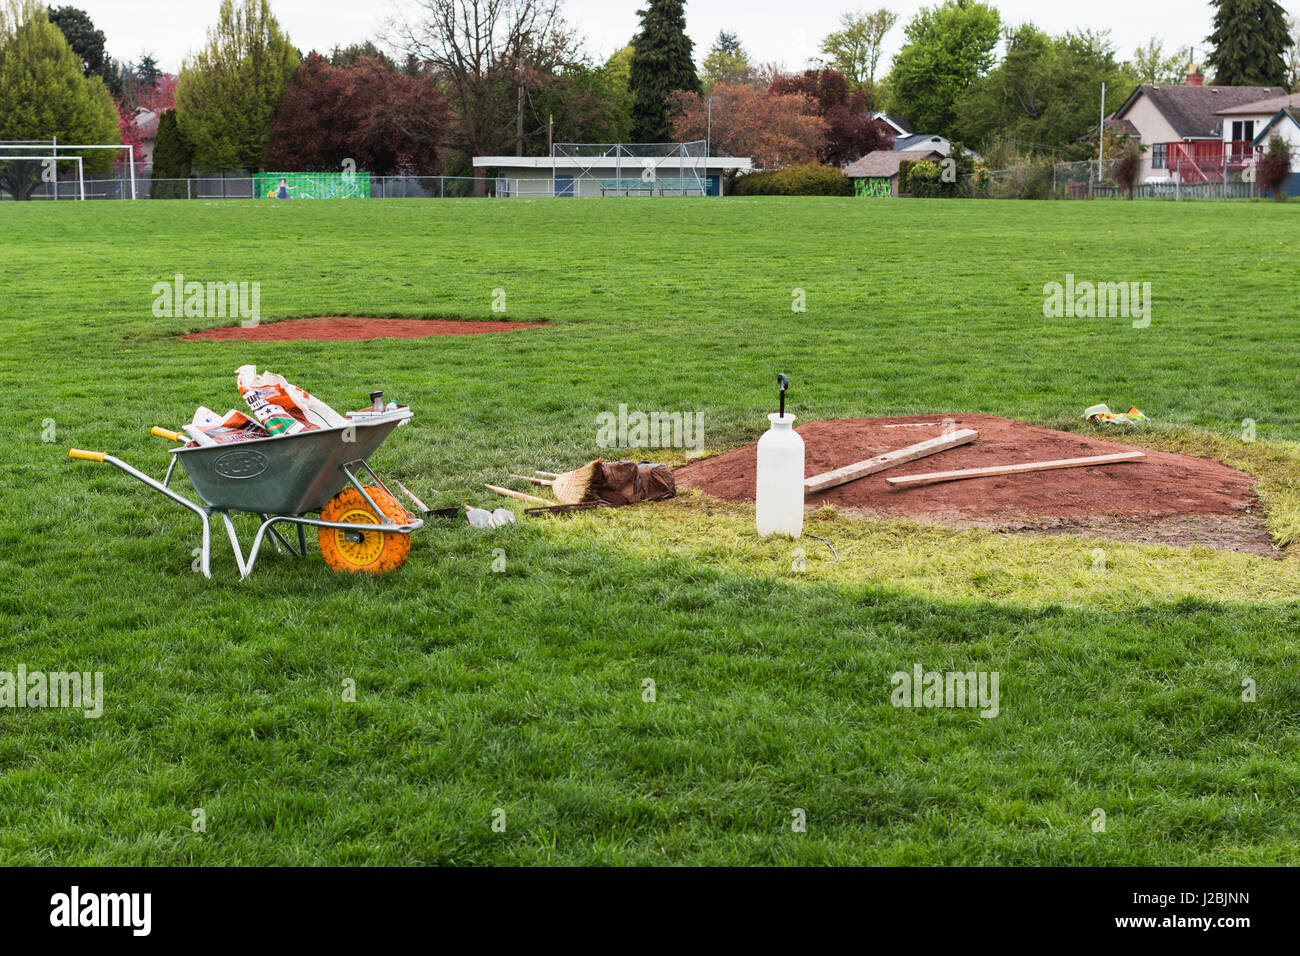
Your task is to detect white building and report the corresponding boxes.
[473,153,752,197]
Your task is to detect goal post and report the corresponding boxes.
[0,140,134,200]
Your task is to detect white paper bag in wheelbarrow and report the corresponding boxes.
[183,406,269,447]
[236,365,347,436]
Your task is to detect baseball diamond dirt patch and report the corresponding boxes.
[181,317,548,341]
[675,413,1276,556]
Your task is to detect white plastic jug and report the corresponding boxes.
[756,409,805,538]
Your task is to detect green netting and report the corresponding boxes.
[255,172,370,199]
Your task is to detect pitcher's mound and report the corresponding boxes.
[182,317,547,341]
[675,414,1275,556]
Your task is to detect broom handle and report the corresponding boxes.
[509,473,553,486]
[485,484,549,503]
[535,470,561,478]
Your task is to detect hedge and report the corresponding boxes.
[732,164,852,196]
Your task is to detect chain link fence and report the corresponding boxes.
[7,173,519,201]
[958,157,1259,200]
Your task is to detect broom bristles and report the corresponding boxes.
[552,459,602,504]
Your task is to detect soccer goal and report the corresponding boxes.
[0,140,135,200]
[550,141,710,198]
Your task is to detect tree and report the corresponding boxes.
[768,68,892,164]
[886,0,1000,139]
[0,0,119,199]
[391,0,580,164]
[1130,37,1195,84]
[954,27,1135,157]
[629,0,699,140]
[265,52,451,175]
[174,0,300,171]
[1205,0,1292,87]
[327,41,396,70]
[530,58,633,146]
[1256,133,1292,199]
[151,107,194,193]
[136,52,160,89]
[1284,16,1300,90]
[48,4,122,97]
[818,8,897,90]
[668,82,826,169]
[1112,140,1143,198]
[701,30,752,89]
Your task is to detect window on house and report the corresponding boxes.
[1232,120,1255,142]
[1152,143,1165,169]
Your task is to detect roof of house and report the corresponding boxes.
[893,133,947,152]
[1215,92,1300,116]
[1103,116,1140,137]
[1251,107,1300,146]
[1113,84,1287,139]
[871,112,914,136]
[844,149,944,179]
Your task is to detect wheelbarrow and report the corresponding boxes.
[68,410,423,578]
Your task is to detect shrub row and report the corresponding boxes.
[732,164,852,196]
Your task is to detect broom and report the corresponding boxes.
[544,459,603,504]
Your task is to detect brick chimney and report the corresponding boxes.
[1186,63,1204,86]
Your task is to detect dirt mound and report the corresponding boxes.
[676,414,1274,555]
[182,317,547,342]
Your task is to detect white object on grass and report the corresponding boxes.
[756,413,805,538]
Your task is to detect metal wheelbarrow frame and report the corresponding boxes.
[70,410,423,579]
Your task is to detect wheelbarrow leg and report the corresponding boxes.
[216,511,250,579]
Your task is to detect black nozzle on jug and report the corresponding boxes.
[777,373,789,418]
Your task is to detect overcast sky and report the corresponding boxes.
[81,1,1237,76]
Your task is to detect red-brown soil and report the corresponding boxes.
[182,317,547,341]
[675,414,1275,556]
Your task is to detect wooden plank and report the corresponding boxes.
[803,428,979,495]
[885,451,1145,488]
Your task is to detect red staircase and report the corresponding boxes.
[1167,140,1255,183]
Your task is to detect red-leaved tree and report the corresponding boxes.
[266,53,451,175]
[668,82,827,169]
[768,69,892,165]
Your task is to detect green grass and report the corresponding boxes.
[1,196,1298,865]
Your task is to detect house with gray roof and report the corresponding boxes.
[844,148,945,197]
[1108,65,1284,183]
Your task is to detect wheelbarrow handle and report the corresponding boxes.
[150,426,185,443]
[69,449,106,463]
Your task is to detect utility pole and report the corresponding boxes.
[548,114,553,155]
[1098,81,1106,183]
[517,84,524,156]
[706,96,713,156]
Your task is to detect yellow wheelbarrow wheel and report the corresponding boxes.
[318,486,412,573]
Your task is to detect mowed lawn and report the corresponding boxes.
[0,196,1298,865]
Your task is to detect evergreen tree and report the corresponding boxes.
[47,4,121,96]
[174,0,299,171]
[150,108,193,196]
[629,0,699,141]
[1205,0,1292,87]
[0,0,119,199]
[136,53,161,89]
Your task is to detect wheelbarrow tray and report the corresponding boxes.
[170,416,405,515]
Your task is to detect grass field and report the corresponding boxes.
[1,196,1298,865]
